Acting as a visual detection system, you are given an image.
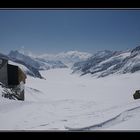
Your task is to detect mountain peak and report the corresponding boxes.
[10,47,36,59]
[131,46,140,54]
[9,50,30,61]
[18,46,25,55]
[90,50,114,59]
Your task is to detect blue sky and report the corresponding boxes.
[0,10,140,54]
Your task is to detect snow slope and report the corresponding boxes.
[72,46,140,78]
[0,68,140,130]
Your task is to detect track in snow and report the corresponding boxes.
[65,105,140,130]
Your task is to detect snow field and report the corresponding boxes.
[0,68,140,130]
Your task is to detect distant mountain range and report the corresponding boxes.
[9,50,68,70]
[0,50,92,79]
[33,51,92,67]
[72,46,140,77]
[8,50,69,78]
[1,46,140,79]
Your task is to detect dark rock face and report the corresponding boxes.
[0,81,25,101]
[131,46,140,54]
[133,90,140,100]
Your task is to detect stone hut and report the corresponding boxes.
[0,57,26,100]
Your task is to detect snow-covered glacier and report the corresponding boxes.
[0,68,140,130]
[0,46,140,130]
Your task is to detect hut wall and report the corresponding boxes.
[18,67,26,84]
[0,59,8,86]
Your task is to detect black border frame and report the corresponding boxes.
[0,0,140,138]
[0,0,140,8]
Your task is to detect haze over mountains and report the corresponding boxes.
[38,51,92,67]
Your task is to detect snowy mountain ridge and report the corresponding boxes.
[16,48,92,66]
[1,45,140,79]
[8,50,68,78]
[72,46,140,77]
[8,50,67,70]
